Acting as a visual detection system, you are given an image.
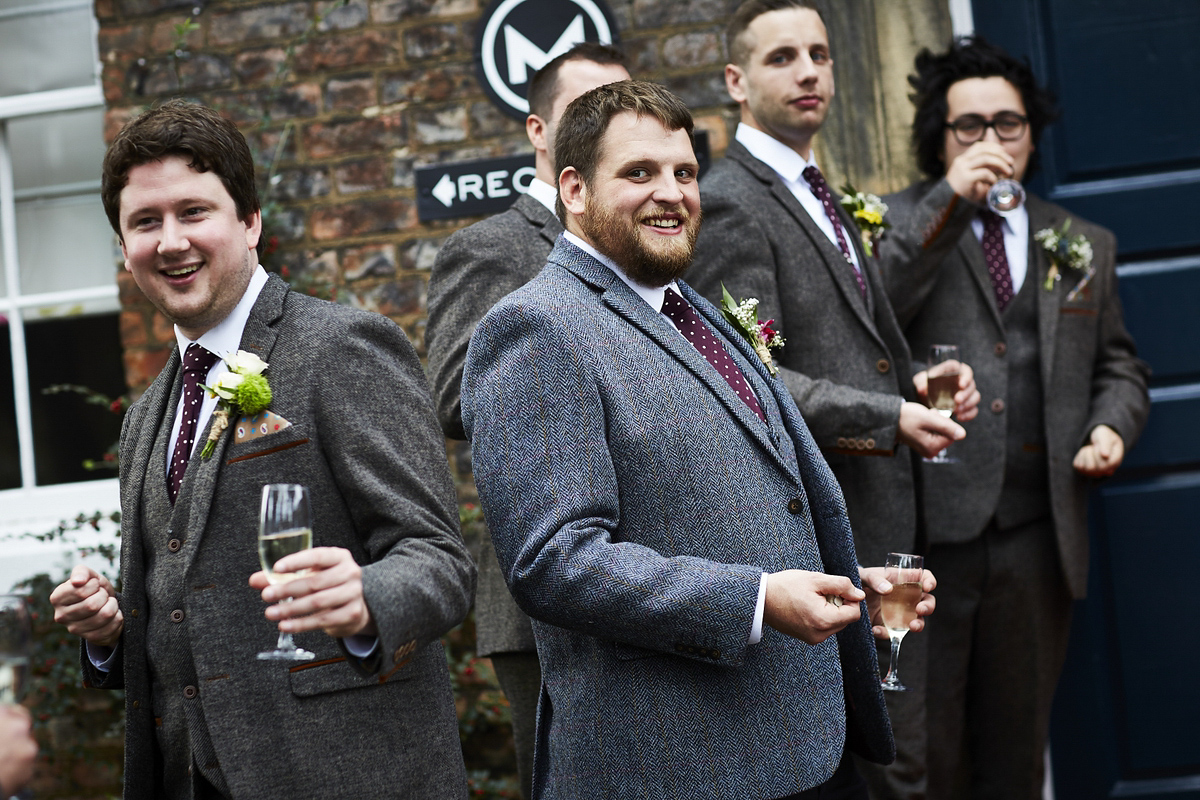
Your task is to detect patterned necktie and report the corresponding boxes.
[168,343,219,504]
[660,288,766,422]
[801,164,866,298]
[980,210,1014,311]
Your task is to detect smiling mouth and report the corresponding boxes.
[163,264,201,277]
[642,217,683,230]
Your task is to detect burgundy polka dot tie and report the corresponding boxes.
[660,288,765,422]
[802,165,866,298]
[168,343,219,504]
[980,210,1014,311]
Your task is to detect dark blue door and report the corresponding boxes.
[972,1,1200,798]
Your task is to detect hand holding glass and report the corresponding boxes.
[257,484,316,661]
[925,344,960,464]
[880,553,924,692]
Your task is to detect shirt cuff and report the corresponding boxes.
[86,641,118,672]
[343,634,380,658]
[749,572,768,645]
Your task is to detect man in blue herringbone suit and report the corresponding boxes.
[463,80,930,800]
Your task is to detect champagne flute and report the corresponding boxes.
[987,178,1025,212]
[880,553,924,692]
[0,595,31,704]
[924,344,960,464]
[257,484,316,661]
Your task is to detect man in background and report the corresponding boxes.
[424,42,629,799]
[879,37,1149,799]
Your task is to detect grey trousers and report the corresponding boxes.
[491,651,542,800]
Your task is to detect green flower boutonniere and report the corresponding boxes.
[1034,219,1095,301]
[720,284,785,376]
[838,183,890,257]
[199,350,273,459]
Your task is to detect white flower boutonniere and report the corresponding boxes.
[720,284,785,375]
[199,350,273,459]
[1034,219,1095,301]
[838,182,890,257]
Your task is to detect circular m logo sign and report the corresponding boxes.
[475,0,620,121]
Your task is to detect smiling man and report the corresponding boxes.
[48,100,475,799]
[686,4,977,797]
[878,37,1149,800]
[462,79,912,800]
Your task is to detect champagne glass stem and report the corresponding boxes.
[882,633,906,691]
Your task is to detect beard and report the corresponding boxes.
[580,193,702,288]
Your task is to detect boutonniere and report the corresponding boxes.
[199,350,273,458]
[720,284,785,375]
[838,183,890,257]
[1034,219,1095,301]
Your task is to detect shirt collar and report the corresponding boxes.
[563,231,679,313]
[174,265,270,361]
[525,178,558,215]
[735,123,818,185]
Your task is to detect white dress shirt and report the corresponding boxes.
[563,231,770,645]
[524,177,558,215]
[970,203,1030,293]
[735,123,863,274]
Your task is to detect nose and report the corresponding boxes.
[793,53,818,85]
[982,123,1002,144]
[158,216,189,254]
[651,173,685,205]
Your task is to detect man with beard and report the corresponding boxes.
[424,43,629,799]
[462,80,933,800]
[686,3,977,797]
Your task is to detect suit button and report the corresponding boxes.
[711,650,721,659]
[183,685,197,699]
[787,498,803,514]
[837,437,848,448]
[132,700,140,709]
[130,608,139,617]
[991,399,1005,414]
[865,438,876,449]
[170,609,185,623]
[994,342,1007,356]
[876,359,890,374]
[167,538,182,553]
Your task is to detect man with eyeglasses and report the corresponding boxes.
[878,36,1149,800]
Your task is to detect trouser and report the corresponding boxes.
[491,650,542,800]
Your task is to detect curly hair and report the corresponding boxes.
[909,35,1058,179]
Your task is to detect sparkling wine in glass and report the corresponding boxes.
[257,484,316,661]
[987,178,1025,213]
[0,595,31,705]
[880,553,924,692]
[924,344,960,464]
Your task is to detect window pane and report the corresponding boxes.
[16,194,118,296]
[9,107,106,192]
[0,321,19,490]
[25,312,124,486]
[0,7,98,97]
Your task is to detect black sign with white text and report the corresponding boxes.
[475,0,620,122]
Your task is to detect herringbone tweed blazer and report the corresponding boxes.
[688,141,920,568]
[425,192,561,657]
[462,239,893,799]
[880,182,1149,598]
[83,275,475,799]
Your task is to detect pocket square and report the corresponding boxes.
[235,410,292,443]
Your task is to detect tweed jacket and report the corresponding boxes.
[425,191,561,657]
[688,140,920,567]
[462,239,893,800]
[83,275,475,799]
[880,181,1150,597]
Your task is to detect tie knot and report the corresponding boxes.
[980,209,1004,229]
[801,165,826,189]
[183,344,219,376]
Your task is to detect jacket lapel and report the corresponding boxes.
[513,193,563,248]
[123,349,182,547]
[728,143,882,346]
[182,276,288,553]
[1027,196,1063,392]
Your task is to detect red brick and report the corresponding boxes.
[292,31,397,73]
[326,75,376,111]
[210,3,309,46]
[309,198,416,240]
[401,23,465,61]
[371,0,476,24]
[303,114,405,159]
[334,158,389,194]
[123,346,172,392]
[343,244,397,281]
[150,17,203,53]
[662,31,722,69]
[235,48,289,86]
[151,311,176,344]
[380,63,474,105]
[119,310,148,349]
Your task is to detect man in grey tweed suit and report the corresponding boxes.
[686,3,976,797]
[425,43,628,799]
[878,38,1149,799]
[463,80,933,800]
[50,101,475,799]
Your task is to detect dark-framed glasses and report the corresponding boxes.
[945,112,1029,145]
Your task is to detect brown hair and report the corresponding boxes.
[553,80,694,223]
[726,0,819,67]
[101,99,259,237]
[526,41,629,121]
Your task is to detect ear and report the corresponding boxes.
[526,114,549,153]
[245,209,262,251]
[725,63,747,104]
[120,238,131,272]
[559,166,586,219]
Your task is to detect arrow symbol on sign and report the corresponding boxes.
[432,173,457,207]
